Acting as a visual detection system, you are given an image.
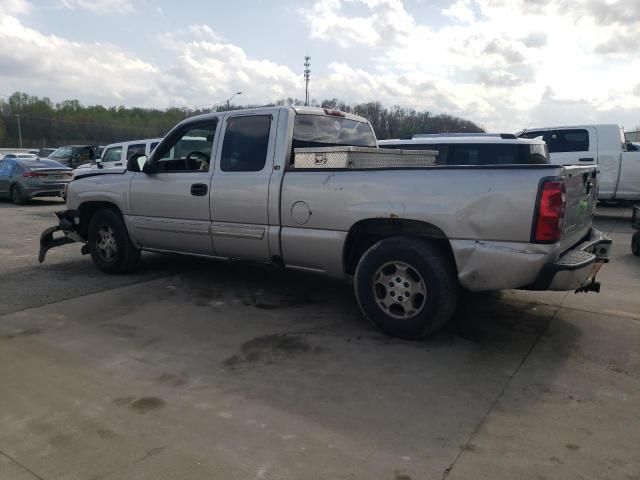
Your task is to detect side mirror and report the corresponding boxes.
[127,153,149,173]
[95,157,103,169]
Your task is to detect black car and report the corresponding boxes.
[47,145,98,168]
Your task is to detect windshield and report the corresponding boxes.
[293,114,376,148]
[49,146,72,158]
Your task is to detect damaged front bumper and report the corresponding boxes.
[39,210,87,263]
[527,228,612,293]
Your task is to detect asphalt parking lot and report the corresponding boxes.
[0,199,638,480]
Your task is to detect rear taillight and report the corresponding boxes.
[22,172,47,178]
[534,180,566,243]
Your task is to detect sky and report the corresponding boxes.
[0,0,639,131]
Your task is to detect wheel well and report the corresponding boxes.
[78,201,122,237]
[343,218,456,275]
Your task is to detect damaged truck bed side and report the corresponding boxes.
[40,106,611,339]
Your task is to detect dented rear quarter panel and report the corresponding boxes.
[280,167,563,240]
[280,165,585,289]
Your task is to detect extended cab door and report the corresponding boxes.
[127,119,219,255]
[210,111,278,262]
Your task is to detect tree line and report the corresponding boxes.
[0,92,484,148]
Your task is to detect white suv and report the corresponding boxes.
[73,138,162,175]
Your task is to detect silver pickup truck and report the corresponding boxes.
[40,106,611,339]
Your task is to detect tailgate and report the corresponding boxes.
[560,165,598,251]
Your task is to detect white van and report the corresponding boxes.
[73,138,162,176]
[518,125,640,201]
[99,138,163,168]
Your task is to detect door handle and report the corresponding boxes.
[190,183,208,196]
[579,158,594,162]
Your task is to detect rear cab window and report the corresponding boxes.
[292,114,377,149]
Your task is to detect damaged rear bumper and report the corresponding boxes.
[527,228,611,293]
[39,210,87,263]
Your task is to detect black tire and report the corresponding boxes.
[354,237,459,339]
[632,232,640,257]
[10,184,27,205]
[88,208,140,273]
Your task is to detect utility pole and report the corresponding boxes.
[304,54,311,106]
[15,114,22,148]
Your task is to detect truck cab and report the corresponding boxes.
[519,124,640,201]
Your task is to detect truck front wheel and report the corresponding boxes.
[354,237,459,339]
[88,208,140,273]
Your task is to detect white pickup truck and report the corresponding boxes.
[519,124,640,202]
[39,107,611,339]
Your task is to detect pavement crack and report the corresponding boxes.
[441,307,559,479]
[0,449,47,480]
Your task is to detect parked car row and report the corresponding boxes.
[0,157,72,204]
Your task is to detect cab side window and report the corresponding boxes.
[154,121,217,173]
[545,129,589,153]
[126,144,146,160]
[221,115,271,172]
[102,147,123,163]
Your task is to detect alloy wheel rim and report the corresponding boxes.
[372,261,427,319]
[96,225,117,261]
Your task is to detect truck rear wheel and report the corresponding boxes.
[632,232,640,257]
[88,208,140,273]
[354,237,459,339]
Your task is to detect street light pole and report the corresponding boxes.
[16,114,22,149]
[226,91,242,111]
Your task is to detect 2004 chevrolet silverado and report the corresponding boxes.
[39,107,611,339]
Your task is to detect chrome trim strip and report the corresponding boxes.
[211,224,265,240]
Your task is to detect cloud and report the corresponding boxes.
[521,31,547,48]
[60,0,134,14]
[442,0,474,23]
[302,0,640,130]
[0,0,30,14]
[1,0,639,133]
[303,0,417,48]
[0,12,300,109]
[582,0,640,26]
[483,38,525,64]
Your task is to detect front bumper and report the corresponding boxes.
[38,210,86,263]
[527,228,611,292]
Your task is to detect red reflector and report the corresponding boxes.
[534,180,566,243]
[323,108,345,117]
[23,172,47,178]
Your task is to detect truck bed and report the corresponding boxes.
[278,163,598,289]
